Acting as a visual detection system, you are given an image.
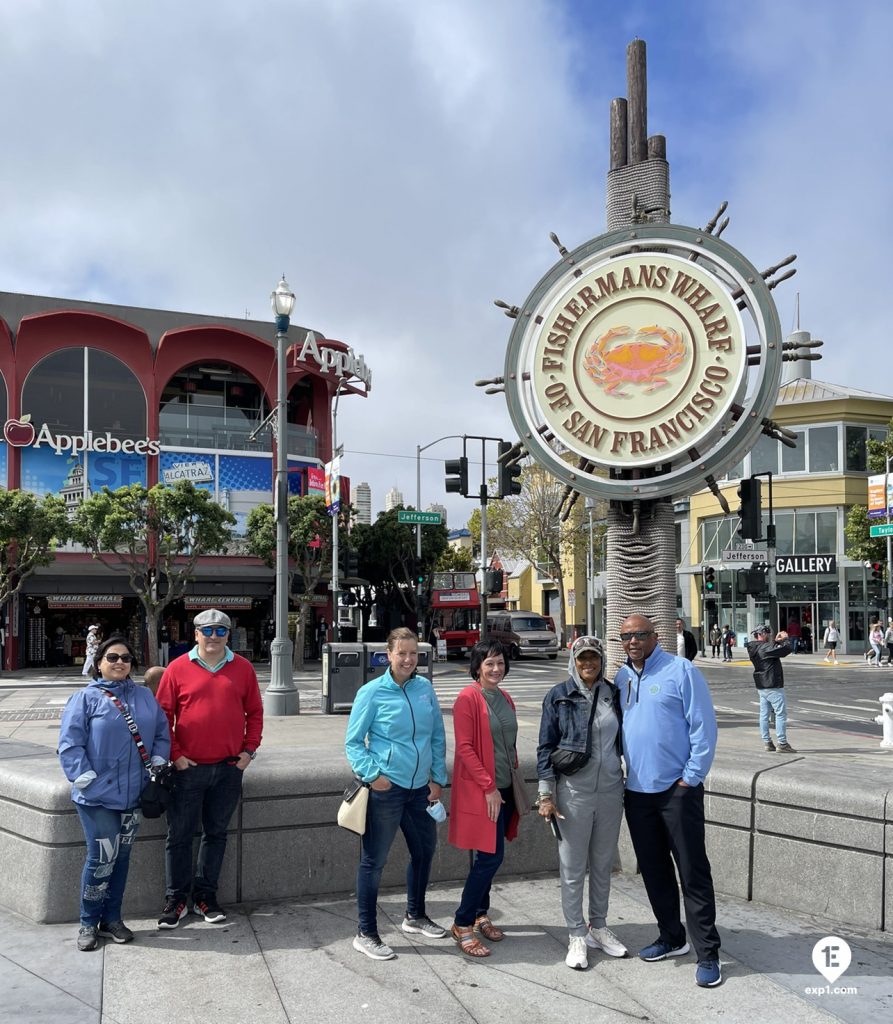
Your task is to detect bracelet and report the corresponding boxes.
[535,794,553,808]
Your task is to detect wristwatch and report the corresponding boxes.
[242,749,257,761]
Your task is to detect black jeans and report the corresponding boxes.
[454,787,513,927]
[165,761,244,902]
[624,783,720,960]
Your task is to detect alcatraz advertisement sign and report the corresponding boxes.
[530,252,747,469]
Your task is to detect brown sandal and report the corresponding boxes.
[473,915,504,942]
[451,923,490,957]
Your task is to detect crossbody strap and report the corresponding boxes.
[101,688,152,774]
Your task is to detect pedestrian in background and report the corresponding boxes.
[746,626,796,753]
[448,640,520,958]
[822,621,840,665]
[885,620,893,667]
[721,625,735,662]
[709,624,721,659]
[674,618,698,661]
[82,625,101,678]
[869,621,884,666]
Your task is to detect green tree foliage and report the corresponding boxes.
[245,494,340,670]
[469,466,589,643]
[437,545,475,572]
[72,482,235,666]
[0,490,70,626]
[352,506,448,632]
[844,421,893,563]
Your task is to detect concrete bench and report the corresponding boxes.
[1,739,891,931]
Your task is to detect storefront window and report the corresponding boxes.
[160,364,269,451]
[845,426,868,472]
[781,430,806,473]
[808,425,839,473]
[815,511,837,552]
[87,350,147,440]
[750,434,779,476]
[21,348,85,432]
[774,511,794,555]
[794,512,815,553]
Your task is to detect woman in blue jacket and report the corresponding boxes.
[345,627,448,961]
[58,635,170,951]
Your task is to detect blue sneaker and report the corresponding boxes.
[696,958,722,987]
[638,937,690,961]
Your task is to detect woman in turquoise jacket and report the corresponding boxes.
[345,627,448,961]
[58,635,170,952]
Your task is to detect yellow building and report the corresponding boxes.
[682,338,893,654]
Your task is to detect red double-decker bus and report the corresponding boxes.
[429,572,480,658]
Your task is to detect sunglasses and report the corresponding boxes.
[103,652,133,664]
[619,631,655,642]
[198,626,229,637]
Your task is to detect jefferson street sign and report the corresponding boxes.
[722,548,769,562]
[398,510,443,525]
[870,523,893,538]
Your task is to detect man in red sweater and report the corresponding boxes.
[155,608,263,928]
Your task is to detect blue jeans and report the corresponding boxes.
[75,803,141,927]
[759,688,788,744]
[454,787,512,927]
[356,783,437,936]
[165,761,244,902]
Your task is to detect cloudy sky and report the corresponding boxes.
[2,0,890,527]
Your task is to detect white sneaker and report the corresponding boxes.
[585,925,628,958]
[565,934,588,970]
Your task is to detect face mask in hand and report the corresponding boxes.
[426,800,447,824]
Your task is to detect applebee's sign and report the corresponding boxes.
[3,414,161,456]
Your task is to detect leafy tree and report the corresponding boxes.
[353,507,448,633]
[0,491,70,668]
[245,494,342,671]
[469,466,589,643]
[437,545,475,572]
[72,482,235,666]
[844,421,893,563]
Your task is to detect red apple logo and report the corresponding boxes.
[4,413,36,446]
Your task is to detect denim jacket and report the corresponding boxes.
[536,677,623,783]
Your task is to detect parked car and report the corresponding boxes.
[486,611,559,660]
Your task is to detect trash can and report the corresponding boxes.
[364,642,434,686]
[321,642,366,714]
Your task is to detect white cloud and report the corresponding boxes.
[1,0,891,526]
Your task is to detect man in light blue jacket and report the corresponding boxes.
[345,627,448,961]
[614,613,722,989]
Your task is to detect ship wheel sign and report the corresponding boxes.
[499,223,787,501]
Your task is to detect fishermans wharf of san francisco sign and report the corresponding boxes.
[502,223,784,501]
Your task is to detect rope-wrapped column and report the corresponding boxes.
[605,499,677,675]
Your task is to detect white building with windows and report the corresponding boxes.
[352,481,372,525]
[384,486,404,511]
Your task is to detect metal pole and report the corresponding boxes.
[586,501,594,636]
[264,317,298,715]
[330,385,343,643]
[416,444,422,560]
[886,457,892,612]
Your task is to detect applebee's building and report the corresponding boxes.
[0,290,369,670]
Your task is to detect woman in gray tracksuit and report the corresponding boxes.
[536,635,627,970]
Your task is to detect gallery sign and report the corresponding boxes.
[774,554,837,575]
[3,414,160,456]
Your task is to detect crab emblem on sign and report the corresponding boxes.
[583,324,685,396]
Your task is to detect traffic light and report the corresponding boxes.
[703,565,716,593]
[339,547,359,578]
[412,557,425,586]
[737,477,763,540]
[484,569,504,595]
[871,561,884,584]
[445,456,469,496]
[497,441,522,498]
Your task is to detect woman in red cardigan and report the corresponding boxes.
[448,640,521,957]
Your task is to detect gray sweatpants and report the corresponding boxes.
[555,774,624,936]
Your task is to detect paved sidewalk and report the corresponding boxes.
[3,872,890,1024]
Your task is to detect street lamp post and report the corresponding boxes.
[330,380,345,642]
[264,275,299,716]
